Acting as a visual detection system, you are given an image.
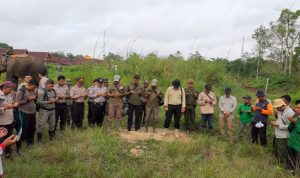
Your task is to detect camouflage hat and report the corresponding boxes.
[66,78,72,85]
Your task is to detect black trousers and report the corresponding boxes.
[71,102,85,129]
[288,147,300,170]
[164,105,181,129]
[19,112,36,145]
[90,102,106,127]
[251,121,267,146]
[0,123,14,155]
[127,103,143,131]
[88,101,93,125]
[55,103,67,131]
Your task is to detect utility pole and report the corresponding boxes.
[102,31,106,60]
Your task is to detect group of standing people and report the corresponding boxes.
[0,72,300,173]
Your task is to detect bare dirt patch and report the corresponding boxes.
[118,127,192,143]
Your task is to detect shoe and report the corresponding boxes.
[175,129,180,139]
[37,133,42,144]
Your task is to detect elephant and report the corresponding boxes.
[0,55,47,83]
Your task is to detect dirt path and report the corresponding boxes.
[118,127,192,143]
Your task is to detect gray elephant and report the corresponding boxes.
[0,55,47,82]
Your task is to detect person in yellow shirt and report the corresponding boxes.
[163,79,186,138]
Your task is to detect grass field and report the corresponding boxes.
[2,60,299,178]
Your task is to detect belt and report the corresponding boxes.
[93,102,105,105]
[56,103,67,105]
[74,102,84,105]
[40,107,55,111]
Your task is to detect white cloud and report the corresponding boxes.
[0,0,299,59]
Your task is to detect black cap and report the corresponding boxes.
[225,87,232,94]
[98,78,103,83]
[243,95,251,100]
[256,90,265,97]
[205,84,212,90]
[172,79,181,88]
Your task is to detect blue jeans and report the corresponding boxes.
[201,114,213,129]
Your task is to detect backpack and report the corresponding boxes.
[36,88,56,112]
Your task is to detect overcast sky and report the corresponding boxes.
[1,0,299,60]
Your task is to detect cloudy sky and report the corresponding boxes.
[1,0,299,59]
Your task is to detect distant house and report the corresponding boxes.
[28,51,51,62]
[0,48,28,55]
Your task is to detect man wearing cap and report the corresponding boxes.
[252,90,273,146]
[218,87,237,144]
[37,79,58,143]
[163,79,186,138]
[271,98,294,167]
[15,79,39,151]
[107,75,125,131]
[198,84,217,130]
[125,75,144,131]
[65,78,72,125]
[141,80,149,126]
[145,79,164,133]
[87,79,99,127]
[237,95,254,142]
[70,78,87,129]
[54,75,70,132]
[88,78,107,127]
[184,79,199,131]
[0,81,18,158]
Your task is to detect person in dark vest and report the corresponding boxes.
[37,79,58,143]
[251,90,273,146]
[15,79,39,153]
[125,75,143,131]
[184,79,199,131]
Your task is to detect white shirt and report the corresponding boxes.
[39,76,49,89]
[275,106,295,138]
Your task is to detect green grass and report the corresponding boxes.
[1,59,299,177]
[3,126,293,178]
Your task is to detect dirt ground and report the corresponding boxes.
[118,127,192,143]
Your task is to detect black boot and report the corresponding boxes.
[37,133,42,144]
[49,131,55,141]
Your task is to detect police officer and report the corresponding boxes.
[88,78,107,127]
[54,75,70,132]
[65,78,72,125]
[70,78,87,129]
[87,79,98,127]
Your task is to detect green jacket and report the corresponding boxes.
[288,115,300,152]
[237,103,254,123]
[184,88,199,107]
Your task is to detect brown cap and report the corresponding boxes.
[187,79,194,83]
[0,81,16,88]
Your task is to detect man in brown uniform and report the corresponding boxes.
[125,75,143,131]
[107,75,125,131]
[145,79,164,133]
[70,78,87,129]
[184,79,199,131]
[54,75,70,131]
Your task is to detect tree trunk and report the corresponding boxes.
[288,53,293,75]
[256,57,260,78]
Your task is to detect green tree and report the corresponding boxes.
[0,43,10,49]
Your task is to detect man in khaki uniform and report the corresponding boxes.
[218,87,237,144]
[145,79,164,133]
[107,75,125,131]
[184,79,199,131]
[54,75,70,131]
[70,78,87,129]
